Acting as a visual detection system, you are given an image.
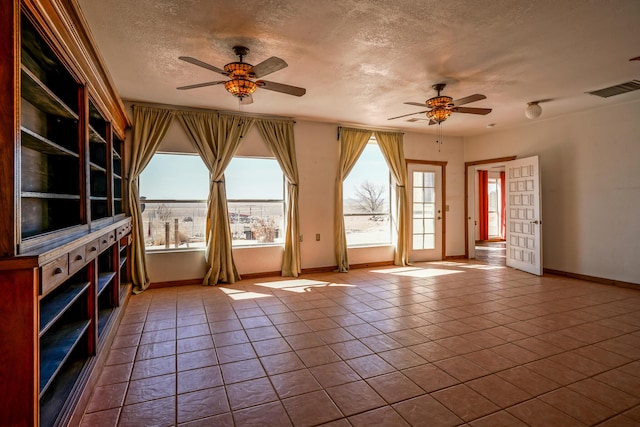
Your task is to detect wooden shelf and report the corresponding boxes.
[40,319,90,397]
[89,162,107,173]
[119,256,127,269]
[21,65,78,120]
[97,271,116,296]
[22,191,81,200]
[21,127,80,158]
[97,307,114,338]
[39,281,90,337]
[89,125,106,144]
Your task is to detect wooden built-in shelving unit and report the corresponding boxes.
[0,1,132,425]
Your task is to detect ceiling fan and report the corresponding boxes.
[388,83,492,124]
[177,45,306,105]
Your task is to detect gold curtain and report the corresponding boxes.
[128,105,175,292]
[255,119,301,277]
[374,130,409,266]
[334,127,372,272]
[177,111,255,284]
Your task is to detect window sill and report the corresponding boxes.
[347,244,394,249]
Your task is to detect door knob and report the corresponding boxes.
[530,220,539,224]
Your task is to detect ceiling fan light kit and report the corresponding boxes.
[177,45,306,104]
[388,83,492,127]
[525,101,542,119]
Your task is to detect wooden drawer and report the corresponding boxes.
[99,231,116,252]
[68,246,86,275]
[41,255,69,296]
[116,224,130,240]
[85,239,100,262]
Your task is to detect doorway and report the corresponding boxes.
[465,156,516,263]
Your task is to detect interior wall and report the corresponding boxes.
[124,103,467,283]
[464,99,640,284]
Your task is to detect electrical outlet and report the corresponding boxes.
[315,233,320,241]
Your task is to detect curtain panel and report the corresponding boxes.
[128,105,175,292]
[374,130,409,266]
[177,111,255,285]
[334,127,372,272]
[255,119,301,277]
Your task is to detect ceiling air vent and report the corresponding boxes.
[587,80,640,98]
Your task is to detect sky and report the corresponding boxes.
[140,144,389,201]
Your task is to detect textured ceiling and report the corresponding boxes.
[78,0,640,136]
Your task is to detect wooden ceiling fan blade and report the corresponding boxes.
[404,102,430,107]
[452,94,486,106]
[176,80,226,90]
[388,110,428,120]
[257,80,306,96]
[452,106,492,115]
[239,94,254,105]
[179,56,228,75]
[251,57,288,78]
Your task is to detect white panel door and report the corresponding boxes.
[505,156,542,275]
[408,164,443,261]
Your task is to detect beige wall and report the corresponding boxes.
[464,99,640,284]
[131,106,466,283]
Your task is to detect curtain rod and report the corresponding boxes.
[126,99,296,122]
[336,125,405,140]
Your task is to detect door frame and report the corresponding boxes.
[406,159,447,261]
[464,156,516,258]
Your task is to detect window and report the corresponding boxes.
[225,157,285,246]
[488,177,501,238]
[343,140,392,246]
[139,153,209,250]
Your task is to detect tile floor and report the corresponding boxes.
[80,261,640,426]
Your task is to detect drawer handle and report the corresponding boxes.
[54,267,64,275]
[102,239,108,244]
[75,254,84,261]
[90,246,97,252]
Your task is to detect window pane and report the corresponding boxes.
[424,218,435,234]
[343,142,391,246]
[413,234,423,250]
[226,157,283,200]
[345,214,390,246]
[423,234,435,249]
[228,201,284,246]
[141,201,207,250]
[413,218,424,233]
[226,157,285,247]
[423,188,435,203]
[413,203,423,218]
[423,172,435,187]
[413,188,424,203]
[423,203,435,219]
[140,153,209,200]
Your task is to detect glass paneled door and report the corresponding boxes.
[409,163,443,261]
